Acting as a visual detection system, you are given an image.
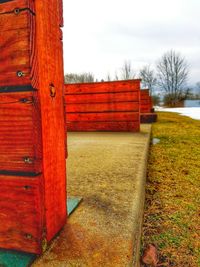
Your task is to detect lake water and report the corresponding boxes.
[184,100,200,107]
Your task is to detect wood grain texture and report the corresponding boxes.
[65,79,141,94]
[0,0,35,14]
[0,1,35,87]
[34,0,67,242]
[0,0,66,254]
[66,102,140,113]
[140,89,152,113]
[65,80,140,132]
[0,175,44,254]
[67,112,139,122]
[0,91,42,173]
[65,91,140,104]
[140,89,157,122]
[67,121,140,132]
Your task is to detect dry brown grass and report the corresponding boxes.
[142,112,200,267]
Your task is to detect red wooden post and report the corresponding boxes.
[0,0,67,254]
[65,80,141,132]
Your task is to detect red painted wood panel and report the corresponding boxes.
[0,91,42,173]
[65,80,140,132]
[67,121,140,132]
[34,0,67,243]
[67,112,139,122]
[65,79,141,94]
[0,175,44,254]
[0,0,35,14]
[140,89,153,113]
[0,0,66,254]
[58,0,64,27]
[0,2,35,87]
[140,89,157,122]
[65,91,140,104]
[66,102,139,113]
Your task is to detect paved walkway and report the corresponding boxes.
[33,125,151,267]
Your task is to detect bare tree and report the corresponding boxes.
[139,65,157,95]
[106,73,111,81]
[120,60,135,80]
[65,72,95,83]
[114,71,119,81]
[157,50,189,106]
[196,82,200,94]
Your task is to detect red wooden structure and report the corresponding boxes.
[0,0,67,254]
[65,80,141,132]
[140,89,157,123]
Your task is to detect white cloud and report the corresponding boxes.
[63,0,200,83]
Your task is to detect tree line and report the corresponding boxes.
[65,50,200,106]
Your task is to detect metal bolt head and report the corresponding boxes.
[49,84,56,98]
[17,71,24,77]
[23,157,33,164]
[25,233,33,240]
[24,185,32,190]
[14,8,20,15]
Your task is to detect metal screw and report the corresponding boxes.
[19,98,33,104]
[25,233,33,240]
[14,8,20,15]
[24,185,32,190]
[24,157,33,164]
[17,71,24,77]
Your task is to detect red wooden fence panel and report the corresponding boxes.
[140,89,157,123]
[0,0,66,254]
[140,89,152,113]
[65,80,140,132]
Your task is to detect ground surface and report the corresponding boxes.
[141,112,200,267]
[33,125,151,267]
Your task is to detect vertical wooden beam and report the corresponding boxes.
[34,0,67,243]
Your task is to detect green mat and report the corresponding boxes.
[67,197,82,215]
[0,197,82,267]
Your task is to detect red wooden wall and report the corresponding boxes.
[0,0,66,254]
[140,89,157,123]
[65,80,141,132]
[140,89,153,113]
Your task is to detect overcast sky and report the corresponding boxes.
[63,0,200,84]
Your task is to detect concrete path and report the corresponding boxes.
[33,124,151,267]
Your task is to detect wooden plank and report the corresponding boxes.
[65,80,140,132]
[34,0,67,242]
[67,112,139,122]
[140,89,153,114]
[140,96,150,101]
[0,8,34,87]
[0,0,66,254]
[66,101,139,113]
[67,121,140,132]
[65,91,140,104]
[65,80,141,94]
[0,175,44,254]
[58,0,63,27]
[0,0,35,14]
[0,10,31,31]
[0,91,42,173]
[140,89,149,95]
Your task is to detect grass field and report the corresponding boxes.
[142,112,200,266]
